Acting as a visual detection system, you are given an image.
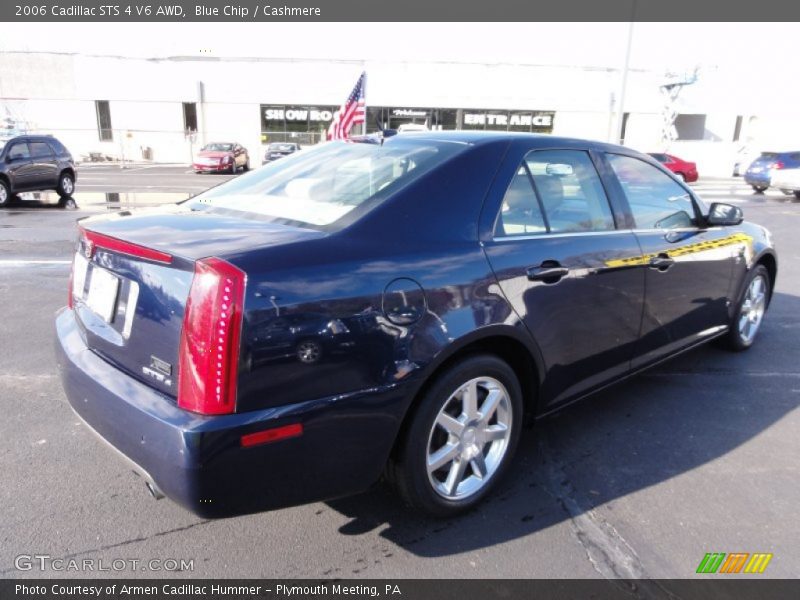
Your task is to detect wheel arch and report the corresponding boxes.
[390,326,544,461]
[756,251,778,303]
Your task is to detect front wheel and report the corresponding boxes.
[389,354,523,516]
[721,265,770,351]
[57,172,75,197]
[0,179,11,206]
[243,156,250,171]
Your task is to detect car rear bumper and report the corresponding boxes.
[744,173,770,185]
[54,307,409,517]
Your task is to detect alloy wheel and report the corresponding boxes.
[738,274,767,344]
[61,176,74,195]
[426,376,512,500]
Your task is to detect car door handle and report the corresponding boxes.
[527,263,569,283]
[649,254,675,271]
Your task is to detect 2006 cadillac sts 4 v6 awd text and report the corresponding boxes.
[55,132,777,517]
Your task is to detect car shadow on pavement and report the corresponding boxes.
[325,291,800,558]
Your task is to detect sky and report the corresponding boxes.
[1,22,796,76]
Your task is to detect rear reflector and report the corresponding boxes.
[80,227,173,264]
[241,424,303,448]
[178,257,245,415]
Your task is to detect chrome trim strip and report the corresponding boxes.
[492,226,722,242]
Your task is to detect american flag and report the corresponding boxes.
[327,72,366,141]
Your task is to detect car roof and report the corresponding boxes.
[386,130,633,153]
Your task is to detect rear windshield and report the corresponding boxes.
[269,143,296,151]
[758,153,778,160]
[187,138,467,229]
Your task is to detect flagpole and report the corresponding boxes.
[362,71,367,136]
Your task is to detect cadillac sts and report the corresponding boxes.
[55,132,777,517]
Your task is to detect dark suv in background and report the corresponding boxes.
[0,135,76,206]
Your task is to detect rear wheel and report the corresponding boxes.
[676,172,686,182]
[794,191,800,200]
[390,354,523,516]
[721,265,770,351]
[57,172,75,197]
[751,185,767,193]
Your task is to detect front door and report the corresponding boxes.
[602,153,737,368]
[483,147,645,408]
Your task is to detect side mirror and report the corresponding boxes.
[706,202,743,227]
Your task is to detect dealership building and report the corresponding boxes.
[1,51,797,175]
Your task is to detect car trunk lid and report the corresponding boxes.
[71,205,325,400]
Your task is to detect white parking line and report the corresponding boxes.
[0,260,71,266]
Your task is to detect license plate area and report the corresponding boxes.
[74,253,120,323]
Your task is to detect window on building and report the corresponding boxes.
[183,102,198,133]
[620,112,630,144]
[607,153,697,230]
[95,100,113,141]
[674,114,706,141]
[733,115,743,142]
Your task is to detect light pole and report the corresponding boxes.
[613,3,637,145]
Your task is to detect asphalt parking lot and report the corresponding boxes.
[1,167,799,581]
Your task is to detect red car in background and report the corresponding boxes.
[647,153,698,183]
[193,142,250,174]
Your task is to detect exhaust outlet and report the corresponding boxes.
[145,480,165,500]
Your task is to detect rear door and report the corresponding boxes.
[602,152,737,367]
[28,141,59,189]
[482,145,645,408]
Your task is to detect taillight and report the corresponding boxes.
[773,161,784,170]
[178,257,246,415]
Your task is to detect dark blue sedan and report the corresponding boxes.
[55,132,777,517]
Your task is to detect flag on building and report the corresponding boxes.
[327,72,366,141]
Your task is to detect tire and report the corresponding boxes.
[794,191,800,200]
[389,354,523,516]
[676,172,686,182]
[243,156,250,171]
[229,160,237,175]
[0,179,10,206]
[296,340,323,364]
[780,189,792,196]
[57,172,75,197]
[720,265,770,352]
[751,185,768,193]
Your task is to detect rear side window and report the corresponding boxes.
[607,154,697,230]
[30,142,54,158]
[495,149,615,236]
